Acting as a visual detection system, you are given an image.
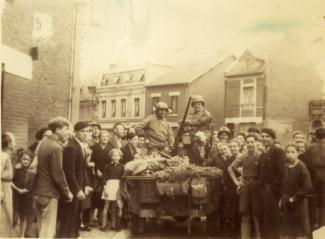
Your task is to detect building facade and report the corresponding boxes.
[97,69,146,129]
[79,85,98,122]
[145,55,236,129]
[224,50,265,134]
[225,43,323,143]
[1,0,75,147]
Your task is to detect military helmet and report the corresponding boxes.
[218,126,231,136]
[191,95,205,107]
[155,101,169,111]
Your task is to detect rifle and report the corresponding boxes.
[172,96,192,155]
[205,124,214,160]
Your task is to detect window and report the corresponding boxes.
[121,99,126,117]
[111,100,116,118]
[152,97,160,113]
[134,98,140,117]
[101,100,107,118]
[170,95,178,114]
[242,86,254,105]
[240,79,256,117]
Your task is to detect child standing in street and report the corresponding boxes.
[11,149,35,238]
[281,144,313,239]
[101,148,124,231]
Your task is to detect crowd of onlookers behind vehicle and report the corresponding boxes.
[1,116,325,239]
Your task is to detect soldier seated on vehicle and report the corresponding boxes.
[135,101,174,155]
[182,95,212,135]
[179,95,213,165]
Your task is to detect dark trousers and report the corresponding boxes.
[58,199,82,238]
[91,191,104,223]
[260,185,280,239]
[82,208,91,226]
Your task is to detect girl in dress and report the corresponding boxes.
[281,144,313,239]
[101,148,124,231]
[1,132,15,238]
[11,149,35,238]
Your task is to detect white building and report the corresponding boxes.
[97,69,146,129]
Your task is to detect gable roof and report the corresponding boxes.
[225,49,265,77]
[147,54,235,87]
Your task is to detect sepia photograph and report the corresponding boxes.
[1,0,325,238]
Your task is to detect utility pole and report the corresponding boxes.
[69,0,87,124]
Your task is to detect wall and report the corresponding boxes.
[2,0,74,145]
[1,72,30,147]
[265,39,323,141]
[145,84,187,125]
[188,56,236,128]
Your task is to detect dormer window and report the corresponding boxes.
[127,74,133,82]
[114,76,120,84]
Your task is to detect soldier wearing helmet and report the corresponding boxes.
[183,95,213,134]
[135,101,174,153]
[218,126,231,143]
[180,95,213,165]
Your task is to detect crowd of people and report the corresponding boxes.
[1,94,325,239]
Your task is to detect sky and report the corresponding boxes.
[79,0,325,84]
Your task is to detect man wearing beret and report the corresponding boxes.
[58,121,93,238]
[258,128,286,239]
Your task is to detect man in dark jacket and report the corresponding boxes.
[258,128,286,239]
[107,123,125,150]
[307,127,325,229]
[58,121,93,238]
[33,117,73,238]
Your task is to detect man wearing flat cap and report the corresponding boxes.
[258,128,286,239]
[58,121,93,238]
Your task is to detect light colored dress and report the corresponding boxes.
[0,151,14,237]
[102,179,120,201]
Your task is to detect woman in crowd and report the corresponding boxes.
[101,149,124,231]
[121,132,140,165]
[29,127,52,154]
[228,139,241,159]
[207,143,239,235]
[236,132,247,153]
[1,132,15,237]
[137,134,149,157]
[281,144,313,239]
[11,149,35,238]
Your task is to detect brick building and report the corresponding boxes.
[1,0,75,147]
[145,55,236,129]
[225,39,323,143]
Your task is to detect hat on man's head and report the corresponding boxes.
[261,128,276,139]
[74,121,90,132]
[248,127,260,134]
[90,122,101,129]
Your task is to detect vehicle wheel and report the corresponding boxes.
[173,216,188,223]
[130,214,139,235]
[206,211,218,235]
[138,218,146,234]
